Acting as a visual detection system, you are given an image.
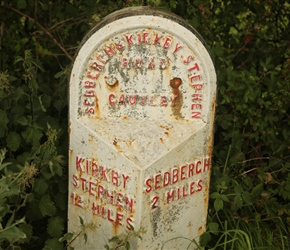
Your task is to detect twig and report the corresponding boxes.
[5,5,72,61]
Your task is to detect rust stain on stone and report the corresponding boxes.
[207,95,216,156]
[170,77,183,119]
[68,121,72,135]
[94,96,100,118]
[105,76,119,90]
[113,138,122,153]
[198,226,203,236]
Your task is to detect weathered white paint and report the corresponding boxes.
[69,7,216,249]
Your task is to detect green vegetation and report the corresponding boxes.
[0,0,289,249]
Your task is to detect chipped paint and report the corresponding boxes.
[69,6,216,250]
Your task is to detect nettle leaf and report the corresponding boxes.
[1,225,26,242]
[6,131,21,151]
[43,238,64,250]
[17,116,29,126]
[210,192,220,199]
[208,222,219,234]
[19,223,33,242]
[214,198,223,212]
[22,124,43,145]
[59,232,73,243]
[39,195,57,216]
[56,192,67,211]
[170,0,177,8]
[47,216,64,237]
[79,216,84,226]
[251,183,263,197]
[17,0,27,9]
[199,232,211,247]
[34,178,49,196]
[0,109,9,138]
[50,160,63,177]
[234,194,243,208]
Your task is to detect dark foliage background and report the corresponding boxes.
[0,0,289,249]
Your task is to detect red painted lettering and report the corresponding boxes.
[192,84,203,91]
[163,37,172,49]
[163,171,170,186]
[140,96,147,105]
[106,190,114,204]
[80,177,86,191]
[128,95,137,105]
[192,111,201,119]
[143,32,150,44]
[145,178,152,193]
[154,173,161,189]
[91,61,103,71]
[190,181,195,194]
[103,45,116,57]
[89,181,96,196]
[196,160,202,174]
[136,33,142,45]
[153,34,162,45]
[115,40,124,50]
[173,43,183,54]
[189,75,201,82]
[112,170,119,186]
[180,165,187,180]
[97,184,104,197]
[109,93,116,105]
[188,63,200,71]
[150,96,157,106]
[148,58,155,69]
[192,93,202,101]
[97,54,106,64]
[182,186,188,197]
[84,107,94,114]
[107,209,114,222]
[76,157,83,171]
[116,193,123,209]
[126,217,134,230]
[184,55,194,65]
[151,196,159,209]
[122,174,130,188]
[122,57,129,68]
[118,94,125,104]
[116,213,124,225]
[126,197,134,212]
[160,96,168,106]
[84,99,94,106]
[92,162,98,177]
[87,71,99,79]
[135,58,142,68]
[160,58,167,69]
[197,179,203,191]
[191,104,202,110]
[166,190,175,203]
[188,163,194,178]
[72,174,78,187]
[84,81,95,88]
[125,35,134,46]
[100,166,108,181]
[172,168,179,184]
[204,158,211,172]
[84,90,94,97]
[71,193,83,208]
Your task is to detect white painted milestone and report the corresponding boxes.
[69,6,216,250]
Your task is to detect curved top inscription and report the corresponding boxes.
[70,7,216,123]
